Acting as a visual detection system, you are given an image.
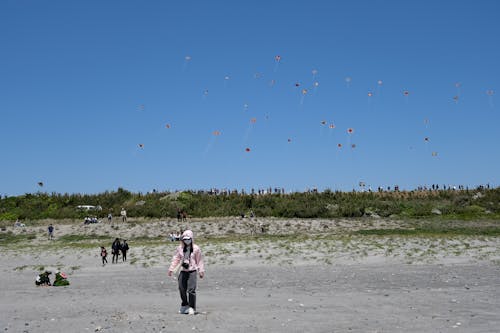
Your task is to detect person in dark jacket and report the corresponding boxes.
[111,238,121,263]
[121,240,129,262]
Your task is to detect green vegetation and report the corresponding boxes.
[0,187,499,222]
[0,232,36,245]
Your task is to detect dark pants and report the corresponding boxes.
[102,256,107,265]
[121,250,127,262]
[178,270,197,310]
[112,251,119,263]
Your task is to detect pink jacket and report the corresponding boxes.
[168,230,205,273]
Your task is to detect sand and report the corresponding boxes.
[1,218,500,332]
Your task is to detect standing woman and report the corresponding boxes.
[168,230,205,315]
[111,238,121,264]
[121,240,129,262]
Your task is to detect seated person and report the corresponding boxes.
[35,271,52,286]
[53,271,70,286]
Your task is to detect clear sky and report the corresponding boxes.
[1,0,499,195]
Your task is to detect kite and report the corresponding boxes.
[403,90,410,96]
[295,82,301,87]
[329,124,335,129]
[245,147,251,152]
[138,144,144,148]
[337,143,342,148]
[313,81,319,88]
[377,80,383,86]
[275,55,281,62]
[37,182,44,187]
[347,128,354,134]
[165,124,171,129]
[213,130,221,136]
[185,55,191,61]
[250,118,257,124]
[367,91,373,97]
[320,120,327,125]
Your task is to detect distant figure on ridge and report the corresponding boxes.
[120,208,127,222]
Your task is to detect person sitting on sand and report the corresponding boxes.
[53,271,70,286]
[35,271,52,286]
[168,230,205,315]
[101,246,108,266]
[14,219,25,227]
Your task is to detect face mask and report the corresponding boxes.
[183,239,192,245]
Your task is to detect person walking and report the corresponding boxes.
[120,208,127,222]
[111,238,121,263]
[101,246,108,266]
[168,230,205,315]
[121,240,129,262]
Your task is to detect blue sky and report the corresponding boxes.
[1,0,499,195]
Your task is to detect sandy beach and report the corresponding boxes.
[1,217,500,332]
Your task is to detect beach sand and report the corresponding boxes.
[1,218,500,332]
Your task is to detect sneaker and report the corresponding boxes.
[188,307,195,315]
[179,306,189,314]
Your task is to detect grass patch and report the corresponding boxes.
[354,226,500,237]
[0,232,36,246]
[58,234,110,242]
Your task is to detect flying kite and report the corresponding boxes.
[37,182,44,187]
[138,144,144,148]
[347,128,354,134]
[245,147,251,152]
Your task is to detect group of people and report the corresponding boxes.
[100,238,129,266]
[83,216,100,224]
[168,230,185,242]
[35,270,70,287]
[39,222,205,315]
